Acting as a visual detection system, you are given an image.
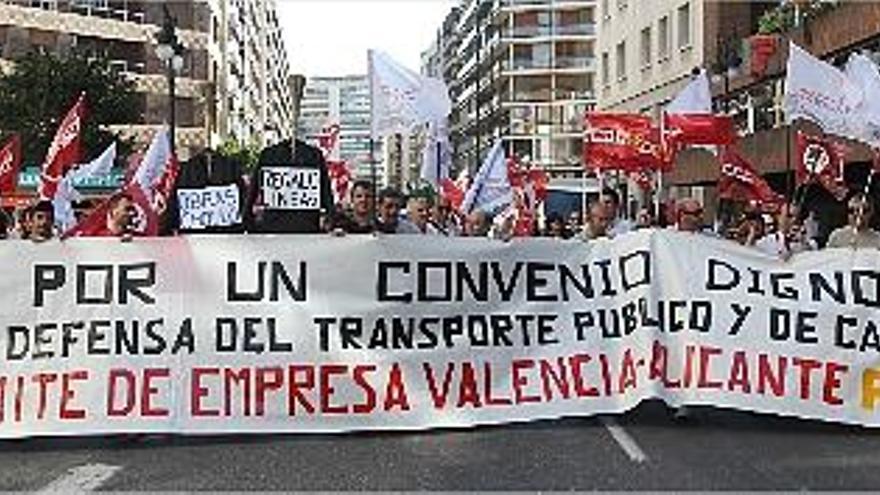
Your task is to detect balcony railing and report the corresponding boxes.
[553,89,595,100]
[503,58,553,70]
[554,56,595,69]
[504,0,550,6]
[554,23,596,36]
[506,25,552,38]
[504,23,596,39]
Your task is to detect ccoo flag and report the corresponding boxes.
[0,134,22,195]
[39,92,86,199]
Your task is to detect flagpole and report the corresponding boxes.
[581,169,587,223]
[657,109,666,223]
[786,124,793,203]
[865,148,877,196]
[436,139,442,187]
[368,49,377,222]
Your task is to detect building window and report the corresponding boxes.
[640,27,651,69]
[658,15,670,60]
[677,3,691,50]
[602,52,610,87]
[615,41,626,81]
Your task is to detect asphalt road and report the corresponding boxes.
[4,401,880,491]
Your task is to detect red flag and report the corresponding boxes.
[63,182,158,238]
[439,178,465,211]
[584,113,670,172]
[131,128,179,214]
[326,159,352,205]
[796,132,848,200]
[506,156,549,237]
[664,113,736,147]
[0,135,22,195]
[39,92,86,199]
[718,147,784,206]
[318,124,341,156]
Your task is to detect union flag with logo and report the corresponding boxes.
[796,132,848,200]
[0,134,22,195]
[39,92,86,199]
[718,147,784,206]
[583,113,671,172]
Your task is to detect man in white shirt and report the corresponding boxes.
[756,204,816,260]
[602,188,634,237]
[827,193,880,249]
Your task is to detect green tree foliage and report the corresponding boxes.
[0,51,140,165]
[216,138,261,171]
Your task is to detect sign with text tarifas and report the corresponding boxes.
[178,185,242,230]
[1,231,879,438]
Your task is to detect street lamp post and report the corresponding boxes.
[154,4,185,156]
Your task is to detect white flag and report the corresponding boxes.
[419,120,451,187]
[133,127,173,201]
[784,42,864,140]
[53,142,117,230]
[460,141,511,214]
[369,50,452,137]
[666,69,712,114]
[845,52,880,147]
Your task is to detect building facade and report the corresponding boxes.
[596,0,706,115]
[429,0,598,180]
[215,0,294,148]
[0,0,294,159]
[297,75,385,185]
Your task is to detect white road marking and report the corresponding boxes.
[601,417,648,464]
[37,463,121,493]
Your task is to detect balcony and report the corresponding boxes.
[505,25,552,38]
[510,89,553,102]
[554,56,595,70]
[552,89,595,101]
[554,22,596,36]
[503,58,553,71]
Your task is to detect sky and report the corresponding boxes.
[277,0,458,77]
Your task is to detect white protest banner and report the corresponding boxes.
[178,184,242,230]
[261,167,321,210]
[1,231,880,439]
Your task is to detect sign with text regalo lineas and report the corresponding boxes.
[1,232,880,438]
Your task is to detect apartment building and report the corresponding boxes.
[596,0,708,115]
[430,0,598,179]
[0,0,294,158]
[218,0,294,147]
[297,75,385,185]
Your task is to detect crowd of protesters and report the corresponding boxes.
[319,181,880,256]
[1,178,879,257]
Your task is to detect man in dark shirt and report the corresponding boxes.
[375,187,403,234]
[244,139,333,234]
[333,180,374,234]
